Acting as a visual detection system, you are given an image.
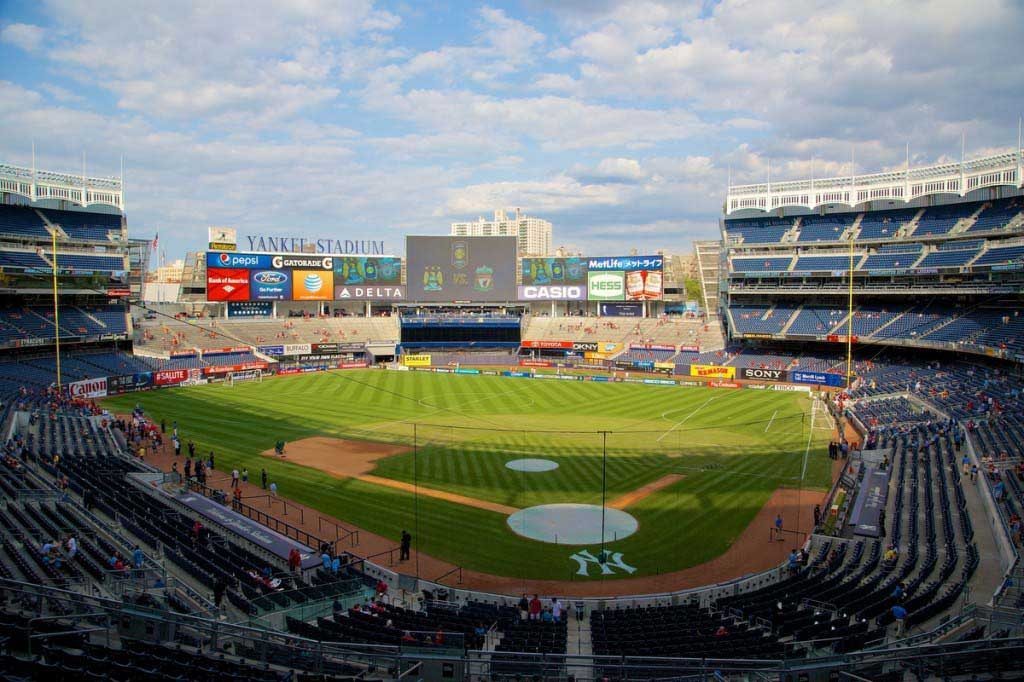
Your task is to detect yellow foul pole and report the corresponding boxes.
[845,233,855,389]
[51,228,62,392]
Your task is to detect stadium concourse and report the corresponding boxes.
[1,154,1024,679]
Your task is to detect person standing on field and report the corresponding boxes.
[400,530,411,561]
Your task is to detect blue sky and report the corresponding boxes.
[1,0,1022,262]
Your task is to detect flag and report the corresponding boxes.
[151,232,159,251]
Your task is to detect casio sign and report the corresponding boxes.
[522,285,582,299]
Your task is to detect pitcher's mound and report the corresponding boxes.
[261,437,411,478]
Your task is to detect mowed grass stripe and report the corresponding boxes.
[103,371,831,580]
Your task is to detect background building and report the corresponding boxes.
[451,208,552,256]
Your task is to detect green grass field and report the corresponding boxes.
[102,370,834,581]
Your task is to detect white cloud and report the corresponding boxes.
[439,175,629,217]
[0,23,45,52]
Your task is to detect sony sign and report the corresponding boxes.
[739,368,786,382]
[517,285,586,301]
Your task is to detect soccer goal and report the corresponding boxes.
[226,369,263,387]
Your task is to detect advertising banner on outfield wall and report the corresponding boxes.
[203,361,268,376]
[521,340,573,349]
[690,364,736,379]
[68,377,108,399]
[790,370,845,387]
[154,369,191,386]
[739,368,787,382]
[107,373,153,394]
[403,354,431,367]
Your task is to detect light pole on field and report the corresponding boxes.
[600,430,608,565]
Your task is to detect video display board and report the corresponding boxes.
[519,257,588,300]
[334,256,405,300]
[406,236,517,302]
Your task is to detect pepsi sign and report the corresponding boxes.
[206,252,273,269]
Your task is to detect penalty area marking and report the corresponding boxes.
[800,397,818,482]
[657,395,718,443]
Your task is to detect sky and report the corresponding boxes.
[1,0,1022,262]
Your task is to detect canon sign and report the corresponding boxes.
[739,368,786,382]
[68,377,107,399]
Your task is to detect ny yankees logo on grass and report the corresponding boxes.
[570,549,637,577]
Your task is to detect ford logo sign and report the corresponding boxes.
[253,271,287,284]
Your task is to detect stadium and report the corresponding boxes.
[0,139,1022,681]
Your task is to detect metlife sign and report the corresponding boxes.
[587,255,663,271]
[791,370,845,387]
[587,271,625,301]
[518,285,587,301]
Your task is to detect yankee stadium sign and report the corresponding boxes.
[245,235,385,255]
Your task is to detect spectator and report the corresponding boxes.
[241,468,249,483]
[261,468,268,490]
[214,576,228,609]
[892,604,908,636]
[132,545,144,569]
[529,594,542,621]
[518,594,530,620]
[269,481,278,497]
[288,547,301,573]
[551,597,562,623]
[376,578,389,600]
[321,551,332,572]
[231,468,239,488]
[65,535,77,560]
[787,549,800,575]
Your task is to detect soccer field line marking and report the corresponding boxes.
[800,397,818,482]
[764,410,778,433]
[656,395,719,443]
